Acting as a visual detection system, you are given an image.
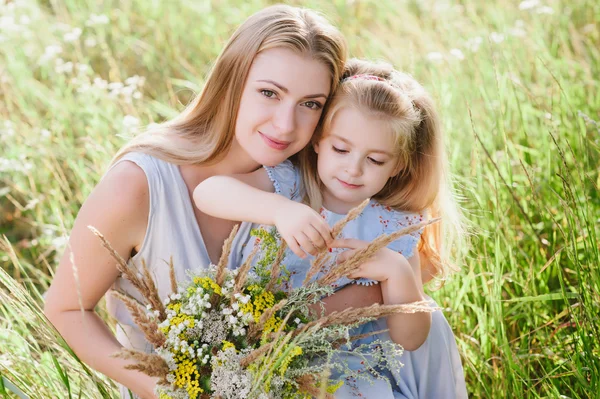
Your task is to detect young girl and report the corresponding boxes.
[43,5,352,399]
[195,59,467,398]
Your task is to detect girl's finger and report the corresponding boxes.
[313,218,334,245]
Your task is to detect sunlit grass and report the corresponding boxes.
[1,0,599,398]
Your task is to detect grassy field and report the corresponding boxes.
[1,0,599,397]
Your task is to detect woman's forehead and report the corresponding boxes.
[248,47,331,98]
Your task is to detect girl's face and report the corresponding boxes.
[314,106,401,213]
[235,47,331,167]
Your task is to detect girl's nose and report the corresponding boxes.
[345,157,363,177]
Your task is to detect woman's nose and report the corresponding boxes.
[272,103,296,135]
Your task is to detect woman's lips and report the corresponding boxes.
[336,178,362,189]
[259,132,291,150]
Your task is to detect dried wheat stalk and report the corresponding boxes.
[215,225,239,286]
[111,290,166,348]
[303,198,370,285]
[296,374,334,399]
[139,259,165,320]
[167,256,177,294]
[89,226,166,320]
[294,301,435,337]
[233,245,259,294]
[113,349,169,377]
[265,241,287,292]
[317,218,440,286]
[247,298,288,340]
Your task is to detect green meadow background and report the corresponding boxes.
[1,0,599,397]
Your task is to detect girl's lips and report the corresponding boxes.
[336,178,362,189]
[259,132,291,150]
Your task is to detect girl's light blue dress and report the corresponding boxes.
[239,161,467,399]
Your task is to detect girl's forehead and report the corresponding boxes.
[324,109,397,154]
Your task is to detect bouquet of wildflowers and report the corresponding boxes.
[91,200,436,399]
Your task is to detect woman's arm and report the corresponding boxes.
[194,171,332,257]
[44,162,158,399]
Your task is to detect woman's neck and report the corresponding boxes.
[205,140,261,176]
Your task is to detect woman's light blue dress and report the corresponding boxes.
[239,161,467,398]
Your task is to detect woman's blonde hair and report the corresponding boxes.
[111,5,347,166]
[300,59,464,283]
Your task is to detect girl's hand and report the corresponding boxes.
[330,238,412,282]
[274,202,333,258]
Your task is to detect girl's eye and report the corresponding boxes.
[261,89,277,98]
[332,146,348,154]
[368,157,385,166]
[304,101,323,110]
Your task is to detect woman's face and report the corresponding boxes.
[235,47,331,167]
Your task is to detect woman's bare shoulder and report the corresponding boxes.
[79,160,150,244]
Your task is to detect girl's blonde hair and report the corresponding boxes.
[111,5,347,166]
[300,59,464,283]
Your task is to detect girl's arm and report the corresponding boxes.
[193,169,285,225]
[331,239,431,350]
[44,163,159,399]
[194,170,333,257]
[380,254,431,350]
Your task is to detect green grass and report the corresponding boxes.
[1,0,599,397]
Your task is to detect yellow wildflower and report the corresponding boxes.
[222,340,235,351]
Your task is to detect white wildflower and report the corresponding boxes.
[537,6,554,14]
[55,59,74,74]
[489,32,504,43]
[509,27,527,37]
[122,115,139,130]
[465,36,483,52]
[77,63,90,75]
[426,52,444,63]
[449,48,464,60]
[51,235,69,249]
[125,75,145,87]
[63,28,82,43]
[39,45,63,64]
[40,129,50,138]
[519,0,540,10]
[86,14,110,26]
[93,77,108,89]
[84,37,97,48]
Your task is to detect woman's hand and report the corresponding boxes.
[331,238,412,282]
[273,202,333,258]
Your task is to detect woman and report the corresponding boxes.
[42,5,380,398]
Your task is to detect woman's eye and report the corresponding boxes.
[368,157,385,166]
[304,101,322,110]
[332,146,348,154]
[261,89,276,98]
